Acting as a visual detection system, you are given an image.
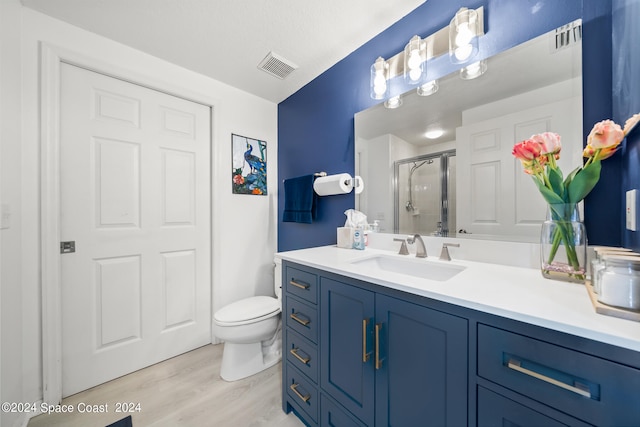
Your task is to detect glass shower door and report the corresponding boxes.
[394,151,455,236]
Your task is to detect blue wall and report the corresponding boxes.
[278,0,617,251]
[614,0,640,251]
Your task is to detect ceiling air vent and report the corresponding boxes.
[257,51,298,79]
[552,19,582,51]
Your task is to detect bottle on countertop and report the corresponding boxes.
[353,227,365,250]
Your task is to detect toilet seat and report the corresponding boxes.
[214,296,280,326]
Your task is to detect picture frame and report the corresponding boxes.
[231,133,267,195]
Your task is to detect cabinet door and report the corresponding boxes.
[375,294,468,427]
[320,278,375,427]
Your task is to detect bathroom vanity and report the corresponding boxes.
[278,245,640,427]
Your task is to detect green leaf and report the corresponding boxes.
[532,178,564,205]
[563,165,581,188]
[567,159,601,203]
[547,167,565,201]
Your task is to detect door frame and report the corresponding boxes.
[40,43,216,404]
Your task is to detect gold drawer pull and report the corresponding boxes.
[362,319,371,362]
[375,323,383,370]
[290,312,310,326]
[290,279,310,290]
[290,383,311,403]
[290,348,310,365]
[507,359,591,398]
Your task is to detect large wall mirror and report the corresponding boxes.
[355,20,583,242]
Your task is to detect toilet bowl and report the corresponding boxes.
[213,258,282,381]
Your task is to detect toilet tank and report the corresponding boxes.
[274,257,282,300]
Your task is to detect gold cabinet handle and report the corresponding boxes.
[507,359,591,398]
[290,383,311,403]
[289,279,310,290]
[362,319,371,362]
[290,312,310,326]
[375,323,383,370]
[290,348,310,365]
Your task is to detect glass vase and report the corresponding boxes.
[540,204,587,283]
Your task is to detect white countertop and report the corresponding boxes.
[276,245,640,352]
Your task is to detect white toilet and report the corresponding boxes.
[213,258,283,381]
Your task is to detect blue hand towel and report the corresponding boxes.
[283,175,317,223]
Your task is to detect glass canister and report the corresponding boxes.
[597,255,640,311]
[590,247,636,293]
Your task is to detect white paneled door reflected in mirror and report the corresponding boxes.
[355,20,582,242]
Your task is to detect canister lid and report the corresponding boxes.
[593,246,632,253]
[601,254,640,269]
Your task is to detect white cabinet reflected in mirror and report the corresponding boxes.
[355,20,582,242]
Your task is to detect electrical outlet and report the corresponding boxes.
[626,189,637,231]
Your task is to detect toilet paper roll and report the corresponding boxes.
[313,173,353,196]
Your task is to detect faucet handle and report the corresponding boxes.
[440,243,460,261]
[393,238,410,255]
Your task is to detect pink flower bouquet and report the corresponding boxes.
[512,113,639,281]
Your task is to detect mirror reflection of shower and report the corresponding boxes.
[395,150,456,236]
[405,160,433,213]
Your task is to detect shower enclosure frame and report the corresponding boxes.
[393,149,456,235]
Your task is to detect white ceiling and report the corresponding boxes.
[21,0,427,103]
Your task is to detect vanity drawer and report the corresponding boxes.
[286,364,318,424]
[477,324,640,426]
[285,296,318,344]
[285,265,318,304]
[477,386,591,427]
[285,329,318,383]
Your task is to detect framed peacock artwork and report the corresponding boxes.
[231,133,267,195]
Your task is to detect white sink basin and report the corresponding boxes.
[351,255,465,282]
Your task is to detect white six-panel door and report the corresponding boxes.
[456,97,582,240]
[59,63,211,397]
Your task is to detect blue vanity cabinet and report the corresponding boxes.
[319,275,468,427]
[282,259,640,427]
[283,264,320,426]
[320,277,375,426]
[475,323,640,426]
[374,293,468,427]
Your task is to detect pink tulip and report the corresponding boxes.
[624,113,640,135]
[587,119,624,149]
[531,132,562,155]
[512,140,541,161]
[582,144,596,158]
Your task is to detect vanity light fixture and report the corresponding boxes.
[370,56,389,100]
[449,7,481,64]
[417,79,439,96]
[384,95,403,109]
[404,35,427,85]
[460,60,487,80]
[368,6,484,101]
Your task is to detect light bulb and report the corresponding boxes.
[455,22,474,47]
[384,96,402,109]
[454,44,473,61]
[407,48,422,70]
[373,72,387,95]
[417,80,438,96]
[409,68,422,82]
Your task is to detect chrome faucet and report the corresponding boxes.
[439,243,460,261]
[407,234,427,258]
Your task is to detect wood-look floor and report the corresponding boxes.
[29,344,304,427]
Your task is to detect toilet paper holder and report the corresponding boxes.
[312,172,364,196]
